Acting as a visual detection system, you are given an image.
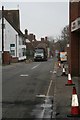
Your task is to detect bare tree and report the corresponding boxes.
[55,25,69,51]
[60,25,69,50]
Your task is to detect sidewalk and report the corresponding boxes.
[54,61,80,118]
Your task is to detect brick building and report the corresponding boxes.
[69,0,80,76]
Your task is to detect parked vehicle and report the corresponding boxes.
[34,48,47,61]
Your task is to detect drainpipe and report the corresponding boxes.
[2,6,4,64]
[78,1,80,76]
[16,34,17,57]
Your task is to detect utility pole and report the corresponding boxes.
[2,6,4,64]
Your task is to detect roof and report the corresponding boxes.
[4,10,20,29]
[5,16,25,38]
[1,9,25,38]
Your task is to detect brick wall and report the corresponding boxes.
[11,57,18,63]
[2,51,11,64]
[69,1,80,76]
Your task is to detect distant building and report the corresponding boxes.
[69,1,80,76]
[0,7,26,64]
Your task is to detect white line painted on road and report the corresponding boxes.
[31,63,41,70]
[20,74,29,77]
[46,79,53,96]
[36,94,46,98]
[40,108,45,118]
[53,70,57,74]
[52,82,56,118]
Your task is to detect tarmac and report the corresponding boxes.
[2,58,80,119]
[53,58,80,119]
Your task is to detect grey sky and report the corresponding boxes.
[2,2,69,40]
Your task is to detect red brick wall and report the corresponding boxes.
[11,57,18,63]
[3,51,11,64]
[2,51,18,64]
[70,2,79,21]
[70,32,79,76]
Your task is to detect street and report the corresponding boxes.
[1,1,80,119]
[2,58,55,118]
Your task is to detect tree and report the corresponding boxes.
[53,25,69,52]
[60,25,69,51]
[61,25,69,42]
[47,36,55,56]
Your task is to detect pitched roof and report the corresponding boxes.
[4,10,20,29]
[5,15,25,37]
[1,9,25,38]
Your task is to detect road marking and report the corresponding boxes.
[20,74,29,77]
[52,82,56,118]
[36,94,46,97]
[31,63,41,70]
[46,79,53,96]
[41,109,46,118]
[53,70,57,74]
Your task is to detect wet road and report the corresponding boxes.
[2,58,56,118]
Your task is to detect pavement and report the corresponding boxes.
[53,59,80,118]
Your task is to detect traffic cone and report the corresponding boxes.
[58,61,61,68]
[65,74,75,86]
[67,87,80,117]
[61,65,67,76]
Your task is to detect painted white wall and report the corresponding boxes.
[4,18,17,52]
[0,18,2,52]
[18,35,26,60]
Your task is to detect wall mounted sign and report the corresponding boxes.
[71,17,80,32]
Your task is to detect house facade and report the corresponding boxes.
[69,0,80,76]
[0,8,26,64]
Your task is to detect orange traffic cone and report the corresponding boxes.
[67,87,80,117]
[61,65,67,76]
[65,74,75,86]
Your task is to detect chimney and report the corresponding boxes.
[34,35,35,40]
[45,36,48,41]
[34,35,37,41]
[41,38,44,42]
[28,33,34,42]
[25,29,28,36]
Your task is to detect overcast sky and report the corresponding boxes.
[1,1,69,40]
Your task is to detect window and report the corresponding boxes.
[10,44,15,47]
[19,53,21,57]
[22,48,26,56]
[10,50,15,56]
[22,39,25,45]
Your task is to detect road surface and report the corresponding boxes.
[2,58,56,118]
